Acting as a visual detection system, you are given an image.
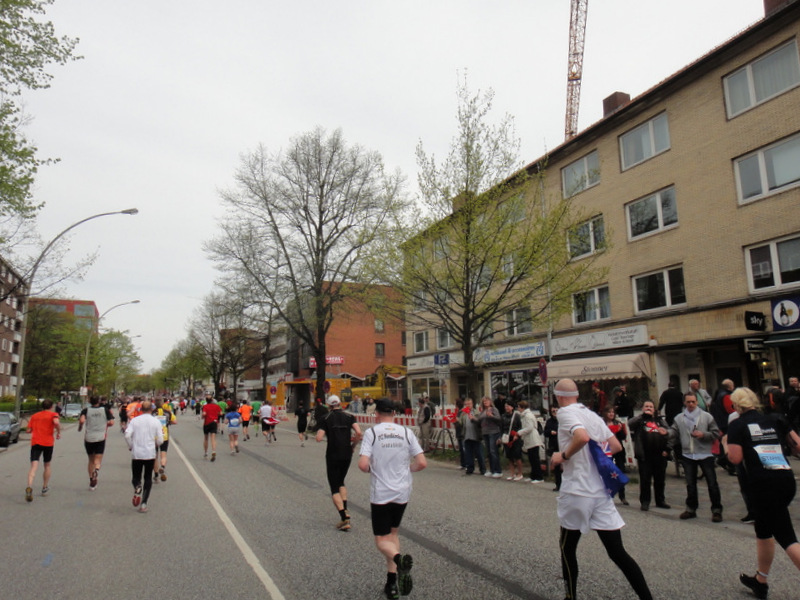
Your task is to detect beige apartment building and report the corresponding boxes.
[407,0,800,408]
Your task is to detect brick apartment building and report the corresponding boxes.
[0,259,26,399]
[406,0,800,408]
[28,298,100,330]
[285,283,405,384]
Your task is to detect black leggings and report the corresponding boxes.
[559,527,652,600]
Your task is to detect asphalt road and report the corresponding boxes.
[1,414,799,599]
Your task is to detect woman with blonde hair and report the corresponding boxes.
[727,387,800,599]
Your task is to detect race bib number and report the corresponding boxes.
[754,444,791,470]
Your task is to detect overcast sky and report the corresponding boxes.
[22,0,766,372]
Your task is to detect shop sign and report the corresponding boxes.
[473,341,546,364]
[551,325,648,356]
[309,356,345,368]
[407,351,464,372]
[744,311,766,331]
[772,297,800,331]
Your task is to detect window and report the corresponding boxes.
[412,290,427,312]
[626,187,678,239]
[724,40,800,118]
[413,330,429,353]
[569,216,605,259]
[374,318,384,333]
[375,343,385,357]
[735,133,800,203]
[620,113,670,170]
[573,286,610,324]
[472,322,494,344]
[506,307,532,336]
[437,328,454,349]
[633,266,686,312]
[562,150,600,197]
[746,234,800,291]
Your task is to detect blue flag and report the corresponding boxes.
[587,439,629,497]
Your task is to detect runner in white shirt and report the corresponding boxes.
[259,401,274,445]
[550,378,652,600]
[359,398,426,600]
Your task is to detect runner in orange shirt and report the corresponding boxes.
[239,400,252,441]
[26,399,61,502]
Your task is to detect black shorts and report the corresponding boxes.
[84,440,106,456]
[296,414,308,433]
[203,422,218,435]
[751,476,798,549]
[30,444,54,463]
[325,457,352,494]
[261,419,274,431]
[371,502,407,536]
[159,440,170,452]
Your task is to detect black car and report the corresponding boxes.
[0,412,21,447]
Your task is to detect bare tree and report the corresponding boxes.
[208,127,407,398]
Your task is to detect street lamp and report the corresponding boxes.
[82,300,141,392]
[13,208,139,417]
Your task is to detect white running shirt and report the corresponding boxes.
[360,422,423,504]
[557,403,614,498]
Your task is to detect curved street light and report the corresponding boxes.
[13,208,139,417]
[82,300,141,392]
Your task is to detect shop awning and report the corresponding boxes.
[764,332,800,347]
[547,352,651,382]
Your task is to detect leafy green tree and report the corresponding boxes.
[87,329,142,397]
[0,0,79,216]
[160,339,206,398]
[383,77,604,400]
[23,303,84,397]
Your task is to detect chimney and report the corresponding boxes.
[603,92,631,118]
[764,0,793,17]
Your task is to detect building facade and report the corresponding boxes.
[406,0,800,409]
[0,260,26,398]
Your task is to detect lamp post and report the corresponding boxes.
[13,208,139,417]
[82,300,140,394]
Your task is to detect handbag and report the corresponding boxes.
[501,413,517,446]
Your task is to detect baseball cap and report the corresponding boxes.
[375,398,394,413]
[326,395,341,406]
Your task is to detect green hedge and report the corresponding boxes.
[0,401,43,413]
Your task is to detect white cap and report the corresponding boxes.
[326,395,341,406]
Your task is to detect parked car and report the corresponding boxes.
[63,403,83,419]
[0,412,21,447]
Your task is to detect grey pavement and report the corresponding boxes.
[1,415,799,600]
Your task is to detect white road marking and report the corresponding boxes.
[173,440,286,600]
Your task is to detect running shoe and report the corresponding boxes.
[235,446,240,453]
[138,503,149,514]
[384,581,399,600]
[336,519,351,531]
[90,469,98,488]
[739,573,768,599]
[210,452,216,462]
[394,554,413,596]
[41,487,49,497]
[25,487,32,502]
[132,485,143,507]
[512,475,524,482]
[160,469,167,482]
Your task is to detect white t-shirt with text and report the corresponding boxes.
[360,422,424,505]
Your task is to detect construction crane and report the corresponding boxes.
[565,0,589,140]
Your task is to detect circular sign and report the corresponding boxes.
[269,386,277,395]
[774,299,799,328]
[539,358,548,386]
[323,380,331,393]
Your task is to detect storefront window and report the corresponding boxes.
[490,368,543,411]
[411,377,441,404]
